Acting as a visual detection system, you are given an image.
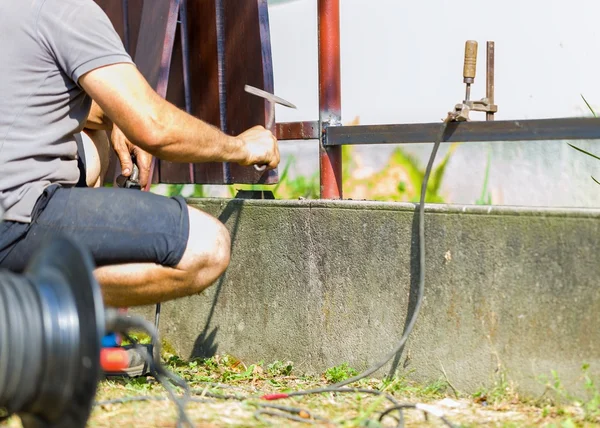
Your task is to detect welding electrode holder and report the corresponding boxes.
[116,159,142,190]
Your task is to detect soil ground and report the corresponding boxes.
[2,353,599,427]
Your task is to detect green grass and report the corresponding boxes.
[0,353,590,427]
[79,355,600,427]
[475,147,493,205]
[324,363,359,383]
[537,364,600,423]
[150,142,459,203]
[568,95,600,185]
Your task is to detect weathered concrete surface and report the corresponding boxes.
[133,199,600,397]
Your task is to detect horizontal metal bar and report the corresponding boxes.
[325,117,600,145]
[275,121,319,140]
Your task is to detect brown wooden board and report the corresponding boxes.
[221,0,277,184]
[159,22,195,184]
[186,0,227,184]
[95,0,143,55]
[95,0,125,40]
[96,0,278,185]
[125,0,144,57]
[94,0,144,183]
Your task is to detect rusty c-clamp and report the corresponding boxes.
[451,40,498,122]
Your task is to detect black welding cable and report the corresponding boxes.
[378,403,457,428]
[127,336,193,428]
[254,403,332,425]
[254,409,318,425]
[104,310,195,428]
[95,118,452,427]
[257,119,451,428]
[189,389,246,400]
[288,387,400,406]
[96,396,215,405]
[281,118,449,394]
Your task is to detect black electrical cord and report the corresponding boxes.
[103,310,195,428]
[256,118,452,428]
[269,119,448,399]
[287,387,400,405]
[378,404,457,428]
[254,403,332,425]
[291,119,448,393]
[285,388,404,426]
[96,396,216,405]
[189,389,246,400]
[96,117,454,428]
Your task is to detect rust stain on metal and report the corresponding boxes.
[275,121,319,140]
[486,41,496,122]
[318,0,342,199]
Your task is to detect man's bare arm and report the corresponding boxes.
[79,63,279,168]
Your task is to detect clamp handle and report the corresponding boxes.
[463,40,478,83]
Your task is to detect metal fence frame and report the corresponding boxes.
[277,0,600,199]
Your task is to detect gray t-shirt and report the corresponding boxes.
[0,0,133,222]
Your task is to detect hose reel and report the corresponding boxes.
[0,236,105,428]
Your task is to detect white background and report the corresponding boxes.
[264,0,600,207]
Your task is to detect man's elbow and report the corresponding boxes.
[129,114,169,155]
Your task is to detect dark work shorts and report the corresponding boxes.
[0,185,190,273]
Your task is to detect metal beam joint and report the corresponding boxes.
[320,116,343,146]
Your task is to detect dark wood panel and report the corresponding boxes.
[133,0,181,186]
[134,0,180,95]
[95,0,125,39]
[159,0,227,185]
[126,0,144,57]
[188,0,228,184]
[161,23,194,184]
[98,0,278,186]
[95,0,145,184]
[222,0,277,184]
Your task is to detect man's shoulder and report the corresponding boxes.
[37,0,107,24]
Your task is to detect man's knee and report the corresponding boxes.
[177,206,231,284]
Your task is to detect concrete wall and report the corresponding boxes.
[135,198,600,397]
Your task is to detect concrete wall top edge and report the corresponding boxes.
[187,198,600,219]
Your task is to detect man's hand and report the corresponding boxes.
[111,126,153,187]
[237,125,280,170]
[79,63,278,166]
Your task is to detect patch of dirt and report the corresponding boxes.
[2,355,598,428]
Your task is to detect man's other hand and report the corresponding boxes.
[111,126,153,187]
[237,125,280,170]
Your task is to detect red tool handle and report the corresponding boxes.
[100,348,129,372]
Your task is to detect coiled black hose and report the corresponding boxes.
[0,236,104,428]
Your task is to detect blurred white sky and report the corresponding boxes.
[268,0,600,125]
[262,0,600,208]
